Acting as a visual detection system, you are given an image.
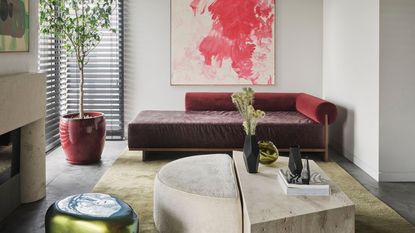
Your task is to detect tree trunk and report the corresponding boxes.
[79,66,84,119]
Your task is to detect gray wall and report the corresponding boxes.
[323,0,415,181]
[123,0,324,130]
[379,0,415,181]
[0,0,38,75]
[323,0,380,180]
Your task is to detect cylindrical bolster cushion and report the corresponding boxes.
[185,92,300,111]
[296,93,337,124]
[185,93,236,111]
[254,93,299,111]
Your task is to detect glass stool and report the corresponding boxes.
[45,193,138,233]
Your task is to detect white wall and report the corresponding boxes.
[379,0,415,181]
[323,0,380,180]
[0,0,38,75]
[124,0,324,128]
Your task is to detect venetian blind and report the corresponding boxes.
[40,0,124,152]
[39,35,67,153]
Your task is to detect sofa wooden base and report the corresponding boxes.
[129,147,329,162]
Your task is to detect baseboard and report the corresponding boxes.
[344,153,379,181]
[330,141,379,181]
[379,172,415,182]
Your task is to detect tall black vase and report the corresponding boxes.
[243,135,259,173]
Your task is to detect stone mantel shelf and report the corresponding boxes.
[0,73,46,135]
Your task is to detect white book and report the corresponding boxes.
[277,169,330,196]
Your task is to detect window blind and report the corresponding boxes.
[39,35,67,153]
[40,0,124,152]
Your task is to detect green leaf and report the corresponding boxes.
[40,0,116,113]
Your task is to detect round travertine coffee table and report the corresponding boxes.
[153,154,242,233]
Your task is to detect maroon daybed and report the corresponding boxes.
[128,93,337,161]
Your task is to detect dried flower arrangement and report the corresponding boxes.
[231,87,265,135]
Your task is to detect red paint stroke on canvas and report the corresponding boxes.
[190,0,200,15]
[267,75,273,85]
[192,0,275,84]
[190,0,208,16]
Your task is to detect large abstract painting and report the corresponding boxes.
[171,0,275,85]
[0,0,29,52]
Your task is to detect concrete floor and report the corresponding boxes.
[0,141,414,232]
[330,150,415,226]
[0,141,127,233]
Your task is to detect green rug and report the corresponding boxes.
[93,150,415,233]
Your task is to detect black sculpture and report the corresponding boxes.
[301,157,311,184]
[288,145,303,183]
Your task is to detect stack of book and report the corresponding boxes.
[277,169,330,196]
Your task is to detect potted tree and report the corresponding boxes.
[40,0,114,164]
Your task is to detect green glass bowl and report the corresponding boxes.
[258,140,279,165]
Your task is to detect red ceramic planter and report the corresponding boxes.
[59,112,106,165]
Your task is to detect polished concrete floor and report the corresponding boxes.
[0,141,127,233]
[330,150,415,226]
[0,141,414,232]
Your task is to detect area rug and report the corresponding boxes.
[93,149,415,233]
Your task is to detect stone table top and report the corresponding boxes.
[232,151,355,233]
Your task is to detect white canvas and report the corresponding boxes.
[171,0,276,85]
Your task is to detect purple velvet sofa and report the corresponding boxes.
[128,92,337,161]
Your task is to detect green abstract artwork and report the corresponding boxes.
[0,0,29,52]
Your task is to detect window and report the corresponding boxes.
[39,35,67,152]
[39,0,124,152]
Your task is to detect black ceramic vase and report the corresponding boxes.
[243,135,260,173]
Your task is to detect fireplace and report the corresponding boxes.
[0,73,46,221]
[0,129,20,186]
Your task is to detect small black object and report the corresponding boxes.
[301,157,311,184]
[243,135,259,173]
[288,145,303,175]
[288,145,303,183]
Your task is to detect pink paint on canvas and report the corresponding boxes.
[171,0,275,85]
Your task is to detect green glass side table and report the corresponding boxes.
[45,193,138,233]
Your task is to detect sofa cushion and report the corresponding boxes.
[128,110,324,149]
[185,92,299,112]
[254,93,298,111]
[296,93,338,124]
[185,93,236,111]
[185,92,338,125]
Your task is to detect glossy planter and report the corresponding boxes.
[59,112,106,165]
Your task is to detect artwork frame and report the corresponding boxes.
[0,0,30,53]
[170,0,276,86]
